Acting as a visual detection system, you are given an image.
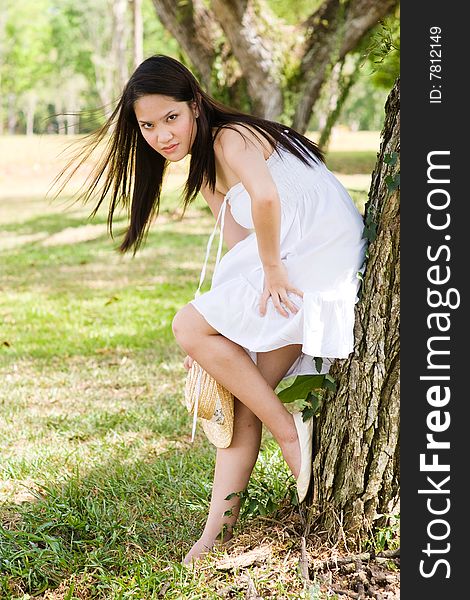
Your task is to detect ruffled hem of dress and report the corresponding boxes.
[190,299,332,380]
[190,275,357,362]
[301,290,357,359]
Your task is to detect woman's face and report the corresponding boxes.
[134,94,198,161]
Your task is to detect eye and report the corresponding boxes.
[167,114,177,122]
[140,123,153,130]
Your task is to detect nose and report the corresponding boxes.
[156,128,173,145]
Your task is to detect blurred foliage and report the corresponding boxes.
[310,7,399,133]
[0,0,180,134]
[266,0,322,23]
[0,0,399,135]
[1,0,52,95]
[335,78,389,131]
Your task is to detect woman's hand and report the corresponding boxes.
[259,262,303,318]
[183,355,194,371]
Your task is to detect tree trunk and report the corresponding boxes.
[56,111,66,135]
[211,0,287,118]
[7,93,17,134]
[130,0,143,69]
[310,78,400,549]
[25,92,37,136]
[113,0,129,90]
[319,53,361,150]
[85,1,129,118]
[151,0,217,90]
[151,0,398,128]
[65,92,80,135]
[292,0,397,132]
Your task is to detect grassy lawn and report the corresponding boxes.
[0,134,377,599]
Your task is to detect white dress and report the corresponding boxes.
[190,142,367,381]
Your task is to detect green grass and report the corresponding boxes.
[0,143,372,598]
[0,189,308,599]
[325,150,378,175]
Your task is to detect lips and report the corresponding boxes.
[162,143,179,153]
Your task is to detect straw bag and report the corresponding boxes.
[184,360,234,448]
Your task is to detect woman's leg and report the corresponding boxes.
[172,304,302,476]
[183,343,302,564]
[183,398,261,564]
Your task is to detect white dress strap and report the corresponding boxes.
[191,368,202,442]
[194,196,228,299]
[190,197,227,443]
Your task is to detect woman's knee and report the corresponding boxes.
[172,304,219,352]
[172,305,194,350]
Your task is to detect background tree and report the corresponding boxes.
[151,0,399,129]
[131,0,144,69]
[0,0,398,135]
[0,2,400,590]
[317,9,399,148]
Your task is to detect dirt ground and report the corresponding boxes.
[188,505,400,599]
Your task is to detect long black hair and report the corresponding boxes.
[55,55,324,254]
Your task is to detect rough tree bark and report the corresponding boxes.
[151,0,218,91]
[211,0,287,118]
[151,0,398,128]
[310,78,400,549]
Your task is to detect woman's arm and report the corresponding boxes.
[216,127,303,317]
[216,127,282,269]
[200,182,252,251]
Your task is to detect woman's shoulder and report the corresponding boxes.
[212,123,275,162]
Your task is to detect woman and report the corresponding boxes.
[59,55,366,563]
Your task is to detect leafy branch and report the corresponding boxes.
[276,367,337,420]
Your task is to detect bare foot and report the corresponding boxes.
[183,531,234,565]
[183,538,213,564]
